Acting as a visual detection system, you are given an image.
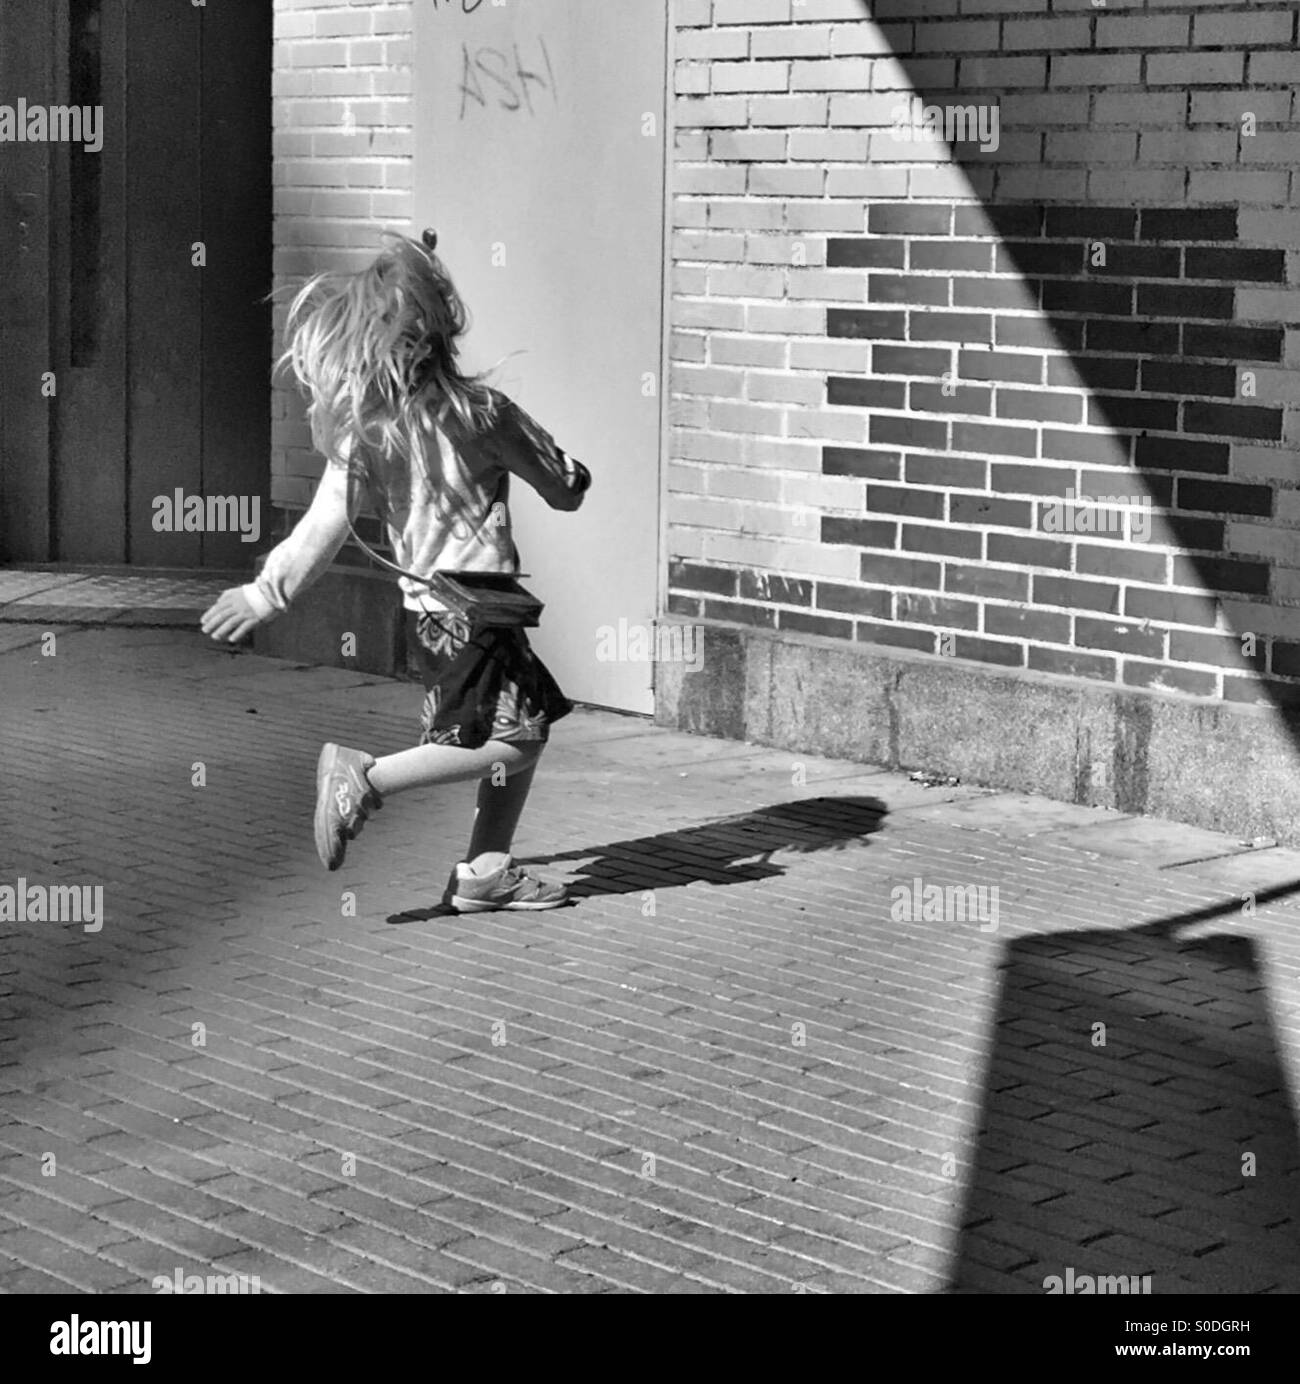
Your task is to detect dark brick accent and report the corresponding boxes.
[668,561,738,596]
[905,452,988,488]
[1271,643,1300,679]
[1164,518,1225,551]
[953,278,1037,310]
[998,315,1085,350]
[1029,647,1117,682]
[1042,281,1135,317]
[988,533,1073,570]
[868,203,953,236]
[778,609,852,640]
[1184,248,1286,283]
[963,350,1044,385]
[821,516,898,547]
[1042,429,1128,464]
[1183,324,1283,362]
[1173,556,1268,595]
[1136,284,1235,319]
[945,563,1031,601]
[874,345,951,377]
[985,604,1069,642]
[1124,661,1217,697]
[1087,244,1180,279]
[871,413,949,450]
[1183,402,1283,442]
[828,376,907,409]
[996,390,1084,425]
[951,421,1037,458]
[1088,395,1180,431]
[910,381,993,415]
[1044,206,1138,240]
[1076,543,1167,584]
[1124,587,1219,627]
[828,237,906,269]
[992,463,1078,497]
[895,592,980,630]
[1050,355,1136,391]
[868,484,946,520]
[995,241,1084,276]
[953,634,1025,668]
[1033,574,1121,614]
[702,598,776,628]
[1139,207,1237,242]
[814,582,891,618]
[911,311,994,344]
[911,240,993,272]
[822,446,901,480]
[827,308,907,340]
[1140,361,1236,398]
[1224,674,1300,707]
[955,204,1042,238]
[738,571,813,606]
[870,274,950,306]
[949,493,1035,528]
[1169,629,1264,669]
[1085,319,1181,356]
[1176,479,1274,517]
[1075,617,1164,658]
[859,552,941,588]
[1080,469,1172,509]
[901,522,982,558]
[1134,436,1230,474]
[855,619,936,654]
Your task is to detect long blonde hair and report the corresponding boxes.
[278,232,499,470]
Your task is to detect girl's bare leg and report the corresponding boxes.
[367,739,541,796]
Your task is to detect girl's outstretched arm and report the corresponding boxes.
[201,462,357,644]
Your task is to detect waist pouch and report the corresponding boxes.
[419,571,543,630]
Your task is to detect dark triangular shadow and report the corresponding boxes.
[950,881,1300,1293]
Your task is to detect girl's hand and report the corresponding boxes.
[201,587,270,645]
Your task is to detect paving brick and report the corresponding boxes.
[2,625,1299,1294]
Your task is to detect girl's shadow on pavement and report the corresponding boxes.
[387,795,887,923]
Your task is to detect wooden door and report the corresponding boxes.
[0,0,271,568]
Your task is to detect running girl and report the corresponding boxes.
[200,231,590,911]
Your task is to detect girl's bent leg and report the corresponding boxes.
[367,738,542,797]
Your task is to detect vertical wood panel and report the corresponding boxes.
[0,0,55,561]
[125,0,202,565]
[199,0,272,569]
[53,0,128,561]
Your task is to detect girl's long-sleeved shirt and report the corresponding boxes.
[243,390,590,619]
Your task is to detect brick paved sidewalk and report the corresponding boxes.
[2,624,1299,1293]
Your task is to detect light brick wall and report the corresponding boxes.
[271,0,414,528]
[666,0,1300,710]
[271,0,1300,713]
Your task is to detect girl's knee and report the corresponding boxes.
[486,739,544,775]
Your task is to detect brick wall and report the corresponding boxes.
[271,0,413,532]
[666,0,1300,713]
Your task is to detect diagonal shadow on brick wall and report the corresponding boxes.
[814,2,1300,770]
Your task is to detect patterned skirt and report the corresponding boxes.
[407,609,573,750]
